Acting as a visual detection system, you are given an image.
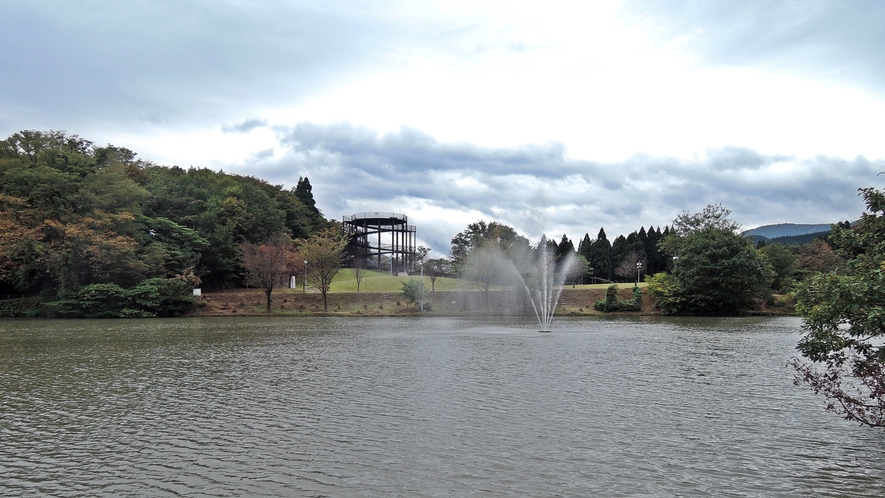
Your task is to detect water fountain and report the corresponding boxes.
[511,243,575,333]
[463,241,575,332]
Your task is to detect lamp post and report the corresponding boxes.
[303,260,308,293]
[636,261,642,285]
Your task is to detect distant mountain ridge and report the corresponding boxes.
[742,223,833,239]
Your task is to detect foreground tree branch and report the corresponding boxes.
[793,186,885,427]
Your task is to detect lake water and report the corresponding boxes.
[1,316,884,497]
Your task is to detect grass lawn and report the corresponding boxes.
[328,269,647,293]
[329,269,462,293]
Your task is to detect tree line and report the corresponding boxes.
[0,130,333,316]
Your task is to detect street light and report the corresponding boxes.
[303,260,308,293]
[636,261,643,285]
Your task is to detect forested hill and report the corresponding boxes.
[742,223,834,239]
[0,130,330,304]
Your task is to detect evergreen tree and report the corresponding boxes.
[294,176,320,216]
[577,233,592,261]
[637,226,648,253]
[587,228,613,281]
[555,234,574,262]
[645,226,665,274]
[611,234,629,277]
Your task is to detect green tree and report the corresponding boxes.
[653,206,770,315]
[554,234,574,263]
[450,220,528,269]
[671,203,742,237]
[413,245,431,273]
[586,227,613,281]
[451,220,530,311]
[425,257,450,291]
[294,176,320,216]
[400,278,427,310]
[759,243,797,293]
[610,234,628,277]
[792,186,885,427]
[577,232,592,260]
[644,226,666,274]
[460,245,510,311]
[299,227,348,310]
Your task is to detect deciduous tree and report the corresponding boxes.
[565,253,590,288]
[792,186,885,427]
[239,234,295,312]
[425,257,450,291]
[299,227,348,310]
[614,251,645,284]
[759,243,797,293]
[400,278,427,310]
[350,254,368,292]
[653,206,770,315]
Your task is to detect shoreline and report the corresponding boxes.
[184,287,796,318]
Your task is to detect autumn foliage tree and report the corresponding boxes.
[299,227,349,310]
[0,129,328,316]
[239,234,296,312]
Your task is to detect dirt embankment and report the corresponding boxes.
[186,286,662,317]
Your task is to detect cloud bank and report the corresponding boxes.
[3,1,884,255]
[218,122,880,254]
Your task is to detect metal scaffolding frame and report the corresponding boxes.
[342,212,417,275]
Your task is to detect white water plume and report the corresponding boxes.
[462,240,576,331]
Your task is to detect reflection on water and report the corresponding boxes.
[2,316,884,496]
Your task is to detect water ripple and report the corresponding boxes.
[1,316,884,496]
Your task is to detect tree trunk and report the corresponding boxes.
[265,287,273,312]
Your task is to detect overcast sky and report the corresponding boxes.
[3,0,885,254]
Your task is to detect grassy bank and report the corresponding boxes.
[190,270,656,317]
[187,270,794,318]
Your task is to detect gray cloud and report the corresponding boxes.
[622,0,885,93]
[222,118,268,134]
[0,1,475,136]
[5,2,881,254]
[250,148,275,161]
[226,123,882,253]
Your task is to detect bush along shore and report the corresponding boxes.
[0,285,795,318]
[181,286,794,318]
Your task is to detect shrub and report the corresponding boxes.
[40,275,198,318]
[594,284,642,312]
